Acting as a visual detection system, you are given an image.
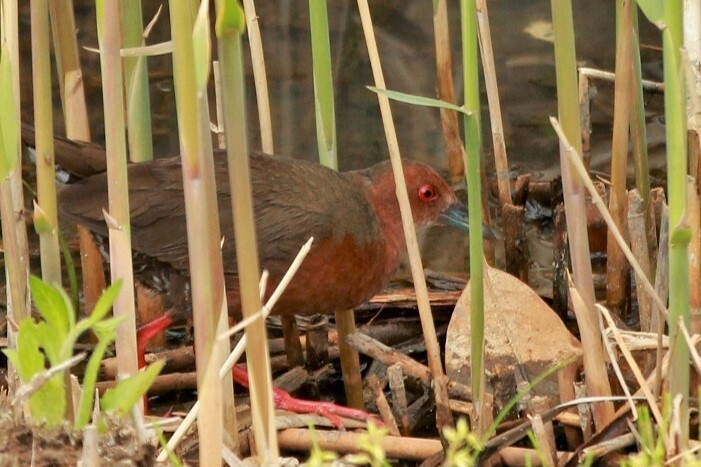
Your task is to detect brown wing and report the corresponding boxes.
[59,152,381,280]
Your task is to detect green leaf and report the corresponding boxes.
[366,86,471,116]
[3,320,45,382]
[29,275,71,340]
[101,360,165,415]
[635,0,664,26]
[72,279,122,338]
[75,335,114,429]
[35,321,64,365]
[192,0,212,93]
[29,373,66,427]
[3,318,66,427]
[0,42,19,181]
[215,0,245,37]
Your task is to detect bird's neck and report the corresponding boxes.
[369,185,406,278]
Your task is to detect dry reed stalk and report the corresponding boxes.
[652,205,669,396]
[356,0,453,433]
[686,177,701,335]
[48,0,91,139]
[241,0,273,153]
[96,0,139,385]
[2,0,30,354]
[432,0,465,182]
[606,0,635,318]
[627,190,652,332]
[550,0,613,431]
[597,304,663,425]
[567,281,615,427]
[578,67,664,91]
[577,70,592,168]
[475,0,510,208]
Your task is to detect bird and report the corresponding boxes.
[55,144,477,425]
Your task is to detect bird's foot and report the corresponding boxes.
[232,365,380,430]
[136,314,174,368]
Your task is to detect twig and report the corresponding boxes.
[12,353,85,407]
[597,304,663,425]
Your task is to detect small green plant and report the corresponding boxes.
[444,418,482,466]
[345,421,390,467]
[3,276,164,428]
[621,405,667,467]
[305,425,338,467]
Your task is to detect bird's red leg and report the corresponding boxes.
[231,365,381,429]
[136,314,174,369]
[138,318,378,427]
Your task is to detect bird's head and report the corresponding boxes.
[364,160,477,233]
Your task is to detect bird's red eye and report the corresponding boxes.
[418,184,438,202]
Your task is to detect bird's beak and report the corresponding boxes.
[439,201,496,240]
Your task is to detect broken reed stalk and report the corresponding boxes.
[549,0,614,429]
[121,0,153,163]
[578,67,664,91]
[476,0,530,282]
[475,0,511,208]
[1,0,31,351]
[686,177,701,335]
[48,0,91,140]
[652,206,669,397]
[30,0,61,286]
[215,1,278,460]
[168,2,227,464]
[356,0,454,434]
[606,0,635,318]
[95,0,140,385]
[627,190,652,333]
[628,7,655,264]
[241,0,274,154]
[48,0,105,327]
[459,0,488,434]
[308,0,364,409]
[684,0,701,167]
[432,0,465,182]
[157,238,312,463]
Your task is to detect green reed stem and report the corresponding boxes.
[169,2,226,464]
[30,0,61,286]
[663,0,690,447]
[460,0,486,431]
[216,0,279,459]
